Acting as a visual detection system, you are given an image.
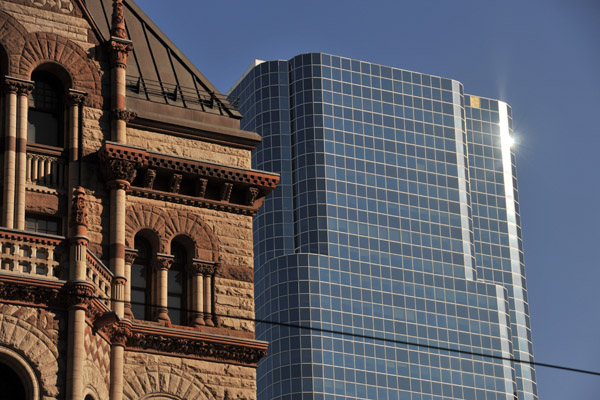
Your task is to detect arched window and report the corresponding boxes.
[132,236,153,320]
[28,70,64,148]
[0,361,26,399]
[169,241,189,326]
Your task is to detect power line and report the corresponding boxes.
[82,294,600,377]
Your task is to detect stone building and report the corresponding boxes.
[0,0,278,399]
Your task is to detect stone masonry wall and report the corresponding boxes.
[124,351,258,400]
[83,324,111,400]
[0,304,66,399]
[127,197,256,333]
[0,1,94,51]
[127,127,252,169]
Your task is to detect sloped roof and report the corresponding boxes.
[83,0,241,119]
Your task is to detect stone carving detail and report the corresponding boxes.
[169,173,182,194]
[143,169,156,189]
[153,254,174,271]
[188,260,219,276]
[62,281,95,308]
[4,79,34,95]
[108,40,133,68]
[127,333,268,365]
[112,108,137,122]
[110,0,127,39]
[102,158,138,185]
[27,0,74,14]
[67,90,86,106]
[124,249,138,265]
[196,178,208,198]
[246,187,260,206]
[70,187,88,228]
[0,279,60,305]
[106,321,132,346]
[220,183,233,202]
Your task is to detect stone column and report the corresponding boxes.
[108,0,133,145]
[66,90,87,198]
[13,79,34,230]
[203,262,219,327]
[109,179,129,318]
[65,187,90,400]
[106,320,132,400]
[2,79,19,228]
[123,248,137,319]
[188,260,205,327]
[153,254,173,323]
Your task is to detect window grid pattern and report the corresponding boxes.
[232,53,537,400]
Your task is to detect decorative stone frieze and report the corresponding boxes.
[126,330,268,366]
[112,109,137,122]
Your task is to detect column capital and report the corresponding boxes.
[153,254,174,271]
[102,159,137,187]
[108,38,133,69]
[188,260,219,276]
[3,76,34,95]
[67,89,87,106]
[124,248,138,265]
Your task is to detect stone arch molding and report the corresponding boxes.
[126,204,219,262]
[0,10,101,103]
[124,365,216,400]
[0,306,62,398]
[0,346,40,400]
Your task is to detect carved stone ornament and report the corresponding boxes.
[102,158,138,185]
[153,254,174,271]
[62,281,95,308]
[220,182,233,202]
[246,187,260,206]
[188,260,218,276]
[67,91,87,106]
[143,169,156,189]
[108,39,133,68]
[112,108,137,122]
[196,178,208,198]
[169,173,182,194]
[4,78,34,95]
[69,187,88,228]
[127,333,268,365]
[124,249,138,265]
[111,0,127,39]
[0,280,60,306]
[106,320,132,346]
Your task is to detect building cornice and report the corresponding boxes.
[98,142,279,215]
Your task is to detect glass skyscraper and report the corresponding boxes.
[229,53,537,400]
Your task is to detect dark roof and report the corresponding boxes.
[83,0,241,119]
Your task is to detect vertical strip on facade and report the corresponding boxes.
[452,80,475,280]
[2,85,17,228]
[499,101,535,399]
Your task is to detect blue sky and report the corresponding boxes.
[136,1,600,398]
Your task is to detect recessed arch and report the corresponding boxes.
[126,204,219,262]
[0,346,41,400]
[18,32,101,104]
